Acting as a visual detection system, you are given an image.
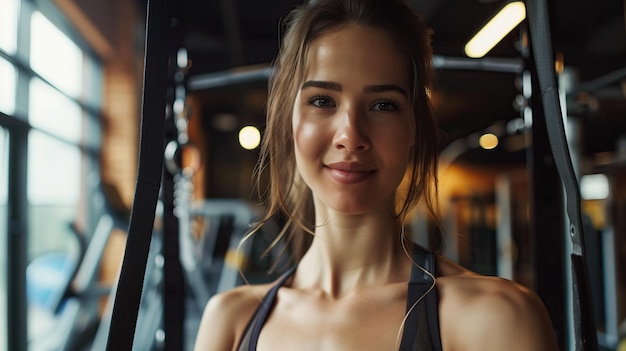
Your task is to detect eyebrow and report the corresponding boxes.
[301,80,407,97]
[301,80,342,91]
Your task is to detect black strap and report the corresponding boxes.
[105,0,172,349]
[247,266,297,350]
[525,0,598,349]
[399,246,440,351]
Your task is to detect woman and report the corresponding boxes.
[194,0,559,350]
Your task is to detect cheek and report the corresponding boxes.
[293,116,325,159]
[382,129,413,168]
[293,117,327,189]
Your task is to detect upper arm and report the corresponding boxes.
[465,281,559,351]
[193,293,238,351]
[193,288,261,351]
[441,277,559,351]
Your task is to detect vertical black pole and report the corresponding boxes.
[526,0,599,348]
[162,114,186,351]
[7,126,28,351]
[162,3,186,349]
[525,63,567,349]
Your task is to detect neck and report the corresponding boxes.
[294,209,412,298]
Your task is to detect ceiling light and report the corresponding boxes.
[465,1,526,58]
[238,126,261,150]
[479,133,499,150]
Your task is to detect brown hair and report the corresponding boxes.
[252,0,440,264]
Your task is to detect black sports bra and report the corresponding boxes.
[237,245,442,351]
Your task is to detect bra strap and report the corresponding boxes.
[247,265,297,349]
[398,245,441,351]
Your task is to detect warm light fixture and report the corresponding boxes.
[238,126,261,150]
[465,1,526,58]
[479,133,499,150]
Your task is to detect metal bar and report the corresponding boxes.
[7,127,28,351]
[525,64,567,349]
[600,213,618,347]
[495,175,514,280]
[162,166,185,351]
[187,55,524,91]
[526,0,599,348]
[569,67,626,94]
[218,0,245,66]
[432,55,524,73]
[188,67,273,91]
[6,3,32,347]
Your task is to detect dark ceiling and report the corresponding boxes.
[158,0,625,196]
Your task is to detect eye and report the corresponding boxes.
[308,95,336,108]
[371,99,401,112]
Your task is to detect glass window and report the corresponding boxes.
[29,78,82,143]
[0,0,18,54]
[0,57,16,115]
[2,1,102,349]
[0,127,8,351]
[30,11,82,99]
[27,130,80,254]
[26,130,81,345]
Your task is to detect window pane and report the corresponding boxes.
[29,78,82,143]
[0,128,8,351]
[27,130,81,346]
[27,130,80,207]
[0,57,16,115]
[0,0,18,54]
[30,11,82,98]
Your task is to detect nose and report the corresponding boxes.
[332,107,370,152]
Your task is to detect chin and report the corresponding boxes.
[325,195,394,216]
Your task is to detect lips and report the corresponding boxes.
[325,162,376,184]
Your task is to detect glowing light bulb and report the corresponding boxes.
[238,126,261,150]
[479,133,499,150]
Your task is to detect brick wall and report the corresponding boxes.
[57,0,145,210]
[99,0,144,210]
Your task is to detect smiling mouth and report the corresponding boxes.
[325,162,376,184]
[326,162,375,172]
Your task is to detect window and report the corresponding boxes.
[0,2,102,350]
[27,130,81,255]
[30,12,83,99]
[0,0,18,54]
[29,78,82,144]
[0,58,16,115]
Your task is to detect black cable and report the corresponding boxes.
[105,0,172,349]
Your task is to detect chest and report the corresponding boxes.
[255,287,409,351]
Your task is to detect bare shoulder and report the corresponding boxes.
[435,256,559,351]
[193,283,272,351]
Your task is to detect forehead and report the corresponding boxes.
[302,25,410,88]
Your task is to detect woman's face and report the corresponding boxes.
[292,24,414,216]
